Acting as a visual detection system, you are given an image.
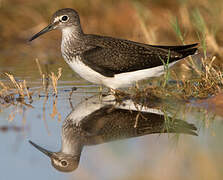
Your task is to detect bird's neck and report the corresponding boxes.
[62,26,84,41]
[61,26,85,61]
[61,127,84,157]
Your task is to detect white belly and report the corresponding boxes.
[65,56,178,89]
[66,56,106,84]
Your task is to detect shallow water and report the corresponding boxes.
[0,15,222,180]
[0,60,223,180]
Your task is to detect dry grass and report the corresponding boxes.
[0,60,63,122]
[178,56,223,99]
[50,97,61,122]
[126,0,223,101]
[0,73,33,107]
[1,0,223,100]
[128,55,223,102]
[0,1,222,179]
[1,0,223,118]
[35,58,49,96]
[49,67,62,96]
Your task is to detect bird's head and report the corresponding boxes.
[29,140,79,172]
[29,8,81,41]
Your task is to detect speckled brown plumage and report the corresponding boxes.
[80,35,198,77]
[62,32,198,77]
[29,8,198,84]
[28,94,198,172]
[74,105,197,145]
[48,8,198,77]
[62,103,197,147]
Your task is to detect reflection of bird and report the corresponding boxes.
[29,8,198,89]
[29,95,197,172]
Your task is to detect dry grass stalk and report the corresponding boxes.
[2,73,34,101]
[181,56,223,99]
[8,111,16,122]
[23,80,32,101]
[5,73,24,97]
[50,68,62,96]
[134,113,140,128]
[0,61,63,124]
[35,58,43,75]
[0,81,8,90]
[0,72,35,123]
[124,55,223,102]
[35,58,49,96]
[0,81,9,96]
[178,56,222,99]
[50,97,61,122]
[42,74,48,96]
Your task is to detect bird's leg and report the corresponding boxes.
[135,82,140,89]
[97,85,104,101]
[99,85,103,93]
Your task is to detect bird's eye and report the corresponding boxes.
[61,15,68,22]
[61,160,68,166]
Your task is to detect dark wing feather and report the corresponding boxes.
[80,106,197,145]
[81,35,198,77]
[149,43,198,50]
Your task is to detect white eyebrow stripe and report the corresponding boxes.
[53,16,61,22]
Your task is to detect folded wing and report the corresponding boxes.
[81,35,198,77]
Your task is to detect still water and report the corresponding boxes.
[1,0,223,179]
[0,65,222,180]
[0,24,222,180]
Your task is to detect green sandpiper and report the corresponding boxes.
[29,8,198,89]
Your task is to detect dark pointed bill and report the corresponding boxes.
[29,24,54,42]
[29,140,53,158]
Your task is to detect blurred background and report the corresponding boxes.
[1,0,223,79]
[0,0,223,180]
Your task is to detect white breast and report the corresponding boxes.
[66,56,106,84]
[62,54,179,89]
[61,29,179,89]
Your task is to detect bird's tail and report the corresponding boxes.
[151,43,198,58]
[136,115,198,136]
